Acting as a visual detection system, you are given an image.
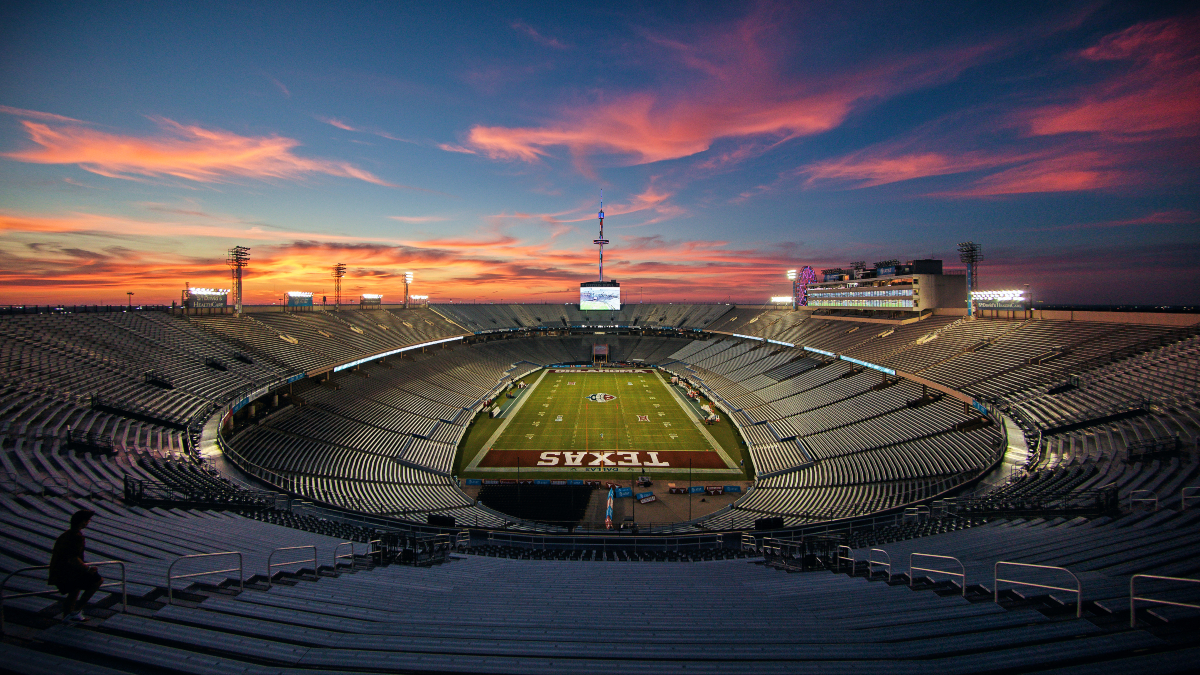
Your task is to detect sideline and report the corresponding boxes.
[657,370,738,469]
[467,368,549,471]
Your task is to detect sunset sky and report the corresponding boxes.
[2,1,1198,306]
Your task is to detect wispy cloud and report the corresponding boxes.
[317,116,359,132]
[269,76,291,98]
[510,20,567,49]
[772,15,1200,200]
[3,114,404,187]
[0,105,87,124]
[388,215,449,223]
[0,204,818,304]
[1025,209,1197,232]
[1024,17,1200,138]
[465,8,996,170]
[437,143,476,155]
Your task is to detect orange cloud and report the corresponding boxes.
[3,115,400,187]
[0,105,87,124]
[0,206,824,305]
[463,8,992,170]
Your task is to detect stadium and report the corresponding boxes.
[2,253,1199,672]
[3,2,1200,673]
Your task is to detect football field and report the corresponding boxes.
[464,369,743,475]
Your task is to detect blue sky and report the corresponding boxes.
[1,1,1197,305]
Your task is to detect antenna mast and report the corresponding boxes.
[594,190,608,281]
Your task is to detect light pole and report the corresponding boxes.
[404,271,413,310]
[126,292,133,309]
[786,270,797,310]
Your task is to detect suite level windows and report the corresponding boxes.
[808,298,914,308]
[809,288,914,299]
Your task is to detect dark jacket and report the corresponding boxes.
[48,529,91,588]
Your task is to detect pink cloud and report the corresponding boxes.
[437,143,477,155]
[1026,17,1200,137]
[1027,209,1197,232]
[317,116,359,132]
[3,116,403,187]
[800,148,1028,189]
[931,151,1128,197]
[464,9,994,170]
[388,215,449,223]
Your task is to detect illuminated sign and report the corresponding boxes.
[333,335,463,372]
[840,355,896,376]
[770,296,793,304]
[286,291,313,307]
[580,285,620,310]
[972,289,1029,310]
[185,287,228,309]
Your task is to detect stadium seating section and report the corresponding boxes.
[2,304,1198,670]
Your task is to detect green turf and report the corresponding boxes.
[456,369,752,479]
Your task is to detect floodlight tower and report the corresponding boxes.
[332,263,347,310]
[787,270,798,310]
[957,242,983,317]
[226,246,250,315]
[404,271,413,309]
[594,190,609,281]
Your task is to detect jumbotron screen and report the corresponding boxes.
[580,286,621,310]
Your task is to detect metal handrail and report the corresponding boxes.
[1129,489,1157,511]
[836,544,854,573]
[1181,486,1200,510]
[367,539,384,565]
[910,553,966,596]
[868,549,892,580]
[266,546,317,587]
[167,552,243,605]
[762,537,782,558]
[1130,574,1200,628]
[333,542,357,570]
[1,561,126,634]
[994,561,1083,618]
[740,533,757,552]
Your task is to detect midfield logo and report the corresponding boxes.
[586,393,616,403]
